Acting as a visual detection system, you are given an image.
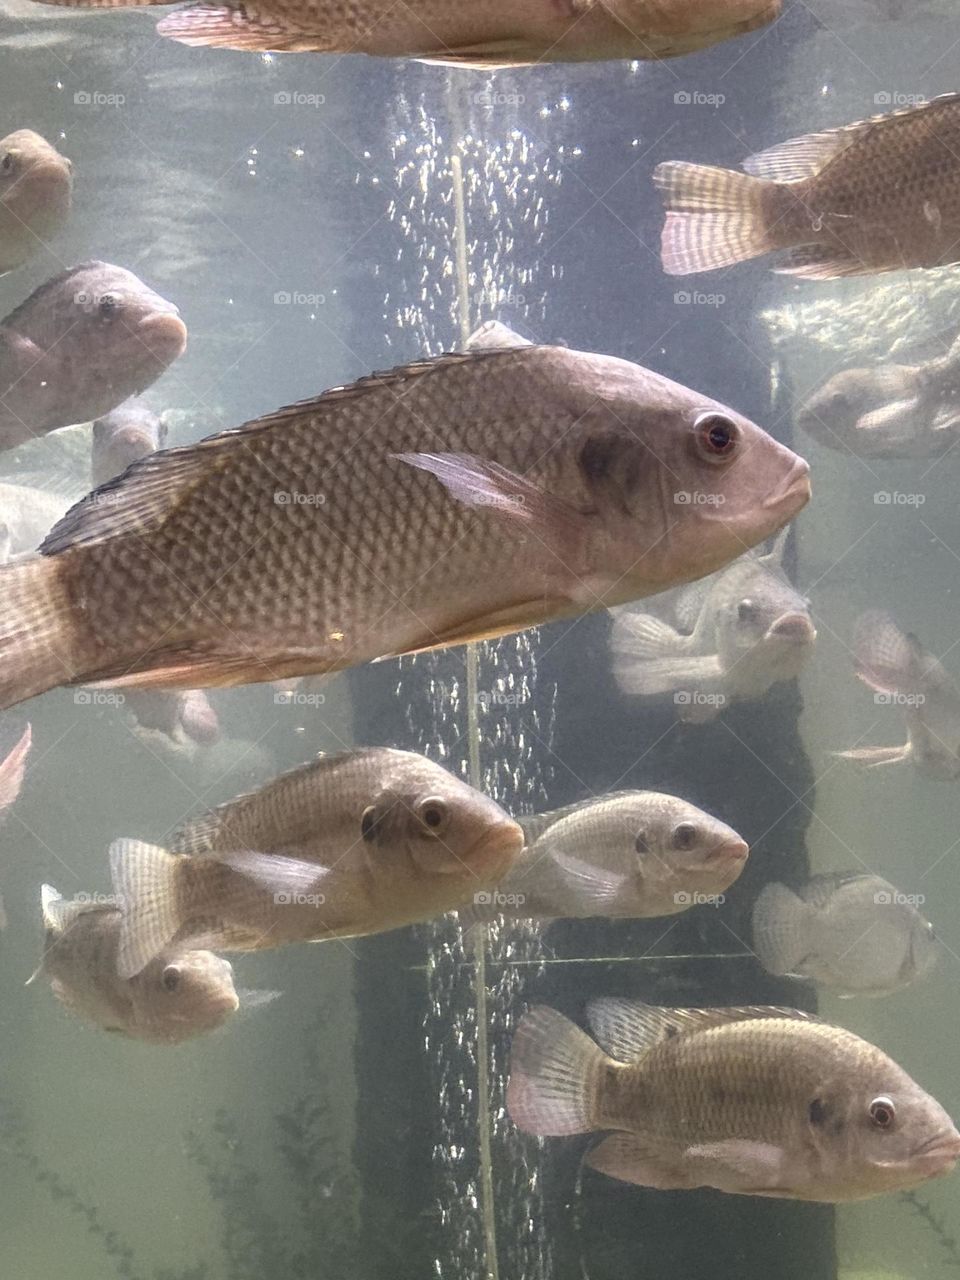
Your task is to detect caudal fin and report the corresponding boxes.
[109,839,184,979]
[752,882,809,976]
[0,557,73,711]
[653,162,779,275]
[507,1005,606,1136]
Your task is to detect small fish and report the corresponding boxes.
[462,791,748,921]
[508,1000,960,1201]
[753,874,937,997]
[0,479,76,563]
[655,93,960,279]
[31,884,252,1044]
[28,0,781,63]
[0,262,187,453]
[108,747,525,977]
[0,722,31,929]
[0,130,72,275]
[610,529,815,721]
[797,337,960,459]
[92,399,167,487]
[838,611,960,780]
[0,335,808,710]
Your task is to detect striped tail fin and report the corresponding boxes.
[654,161,780,275]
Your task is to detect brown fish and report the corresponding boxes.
[0,341,808,710]
[0,262,187,452]
[838,611,960,780]
[0,130,72,275]
[32,884,246,1044]
[28,0,781,62]
[655,93,960,279]
[508,1000,960,1201]
[109,747,525,976]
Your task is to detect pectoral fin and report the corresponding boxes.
[215,850,329,896]
[549,850,631,908]
[683,1140,787,1195]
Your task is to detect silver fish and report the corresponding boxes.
[92,399,167,487]
[838,611,960,780]
[753,873,937,997]
[610,528,815,721]
[508,999,960,1201]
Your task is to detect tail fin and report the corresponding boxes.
[109,839,184,979]
[0,557,72,711]
[507,1005,606,1136]
[752,882,809,976]
[653,162,779,275]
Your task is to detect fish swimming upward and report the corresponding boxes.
[27,0,782,62]
[0,130,72,275]
[655,93,960,279]
[0,340,809,711]
[508,999,960,1201]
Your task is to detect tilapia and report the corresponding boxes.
[0,262,187,453]
[30,884,249,1044]
[109,747,525,976]
[92,399,166,487]
[461,790,748,921]
[610,528,815,721]
[28,0,782,63]
[838,611,960,780]
[753,873,937,997]
[797,336,960,459]
[508,999,960,1201]
[655,93,960,279]
[0,339,808,710]
[0,130,72,275]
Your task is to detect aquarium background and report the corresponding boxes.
[0,2,959,1277]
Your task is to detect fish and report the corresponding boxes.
[0,262,187,453]
[30,884,252,1044]
[507,999,960,1201]
[610,528,815,721]
[27,0,782,63]
[0,338,809,711]
[92,403,219,747]
[108,747,525,977]
[797,336,960,459]
[752,873,937,997]
[0,478,76,563]
[0,130,72,275]
[92,399,167,487]
[654,93,960,279]
[0,722,31,929]
[461,790,748,921]
[838,611,960,780]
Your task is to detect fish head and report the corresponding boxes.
[0,129,72,218]
[132,950,239,1044]
[797,365,922,457]
[576,366,810,591]
[713,559,816,675]
[360,779,523,882]
[92,400,166,482]
[809,1056,960,1197]
[636,796,750,900]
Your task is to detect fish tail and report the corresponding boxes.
[653,162,783,275]
[0,557,73,710]
[507,1005,607,1136]
[751,882,809,975]
[109,839,184,979]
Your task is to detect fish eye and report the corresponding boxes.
[672,822,698,851]
[417,796,449,835]
[161,965,181,993]
[694,412,740,462]
[868,1096,896,1130]
[635,831,649,855]
[737,599,759,623]
[98,294,119,317]
[809,1097,828,1126]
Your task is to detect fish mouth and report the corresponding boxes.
[762,457,811,514]
[911,1128,960,1171]
[138,311,188,360]
[704,837,749,865]
[766,612,817,645]
[465,819,525,875]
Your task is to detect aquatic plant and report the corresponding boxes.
[899,1189,960,1271]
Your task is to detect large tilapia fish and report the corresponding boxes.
[655,93,960,279]
[27,0,781,60]
[0,337,809,711]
